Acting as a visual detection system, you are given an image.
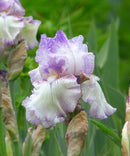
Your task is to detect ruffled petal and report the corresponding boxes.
[22,75,81,128]
[0,0,10,12]
[35,30,95,77]
[0,13,25,47]
[0,0,25,16]
[20,17,41,49]
[81,75,116,119]
[29,67,43,86]
[7,0,25,16]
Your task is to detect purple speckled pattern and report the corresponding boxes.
[35,30,95,77]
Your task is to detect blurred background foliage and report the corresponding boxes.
[12,0,130,155]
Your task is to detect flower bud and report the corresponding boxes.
[2,87,18,142]
[23,125,46,156]
[8,41,27,80]
[31,125,46,156]
[65,111,88,156]
[121,121,130,156]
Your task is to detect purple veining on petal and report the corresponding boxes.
[55,30,68,43]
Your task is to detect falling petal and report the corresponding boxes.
[0,13,25,48]
[22,75,81,128]
[20,17,41,49]
[81,75,116,119]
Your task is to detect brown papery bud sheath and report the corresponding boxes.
[66,111,88,156]
[8,41,27,80]
[2,87,18,142]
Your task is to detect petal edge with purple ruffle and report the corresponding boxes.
[35,30,95,77]
[20,17,41,49]
[0,14,25,48]
[81,75,116,119]
[22,75,81,128]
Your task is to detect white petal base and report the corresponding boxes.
[22,75,81,128]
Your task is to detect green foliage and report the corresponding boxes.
[90,119,120,146]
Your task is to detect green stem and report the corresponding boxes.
[11,142,21,156]
[8,80,22,156]
[9,80,16,115]
[0,88,7,156]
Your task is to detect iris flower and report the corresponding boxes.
[0,0,41,51]
[22,30,116,128]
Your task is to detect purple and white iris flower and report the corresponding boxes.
[0,0,41,51]
[22,30,116,128]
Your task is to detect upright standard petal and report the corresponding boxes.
[0,13,25,47]
[35,30,95,77]
[20,17,41,49]
[22,75,81,128]
[81,75,116,119]
[7,0,25,16]
[0,0,10,12]
[0,0,25,16]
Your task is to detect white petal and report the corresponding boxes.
[20,18,41,49]
[81,75,116,119]
[0,14,24,46]
[29,67,43,86]
[22,75,81,128]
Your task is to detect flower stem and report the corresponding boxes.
[9,80,16,114]
[8,80,22,156]
[0,88,7,156]
[12,142,21,156]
